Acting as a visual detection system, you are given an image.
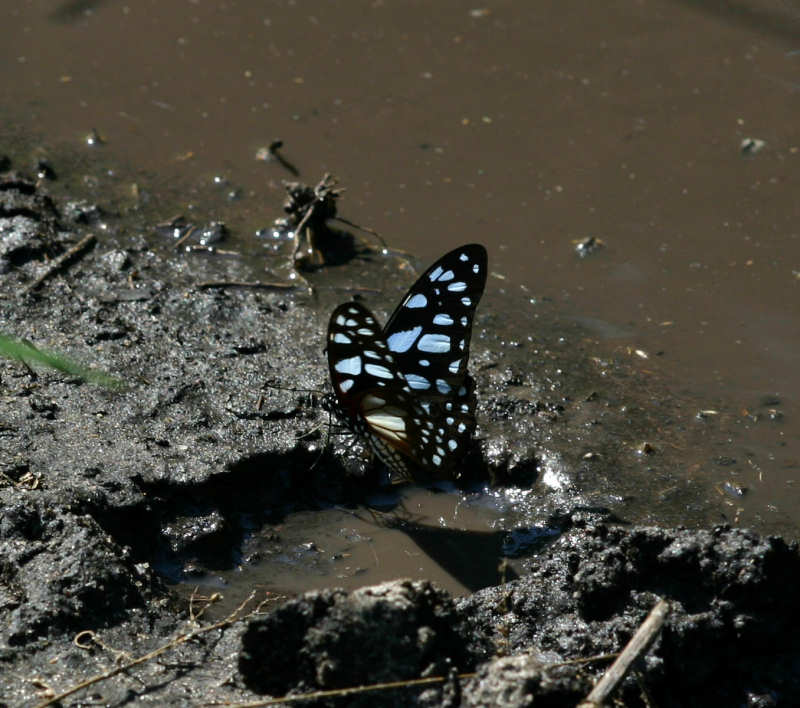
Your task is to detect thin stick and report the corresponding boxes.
[196,280,296,290]
[290,199,319,262]
[577,599,670,708]
[318,284,382,294]
[173,224,198,249]
[22,233,96,294]
[34,591,265,708]
[330,216,387,248]
[208,650,621,707]
[184,245,241,256]
[208,672,477,707]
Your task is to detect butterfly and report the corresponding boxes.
[325,244,488,482]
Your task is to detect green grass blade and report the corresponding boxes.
[0,333,124,389]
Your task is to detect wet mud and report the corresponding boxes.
[0,156,798,706]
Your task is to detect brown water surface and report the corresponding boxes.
[4,0,799,596]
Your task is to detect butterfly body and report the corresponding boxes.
[326,244,487,481]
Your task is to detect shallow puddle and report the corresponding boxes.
[175,481,571,616]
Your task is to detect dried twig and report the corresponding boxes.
[0,469,41,490]
[319,284,382,294]
[184,245,241,256]
[577,598,670,707]
[208,673,477,707]
[33,591,269,708]
[195,280,296,290]
[330,216,387,249]
[189,587,223,621]
[22,232,96,294]
[211,650,622,707]
[173,224,198,249]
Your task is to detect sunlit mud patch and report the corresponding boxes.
[175,482,581,618]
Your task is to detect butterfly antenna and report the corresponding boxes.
[329,216,388,249]
[295,422,324,440]
[262,381,325,397]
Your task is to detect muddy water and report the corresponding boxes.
[4,1,799,599]
[176,486,532,611]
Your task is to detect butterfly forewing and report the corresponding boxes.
[383,244,487,399]
[326,244,487,481]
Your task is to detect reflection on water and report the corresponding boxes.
[176,483,570,616]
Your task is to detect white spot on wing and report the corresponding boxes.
[419,359,430,367]
[365,401,408,437]
[428,266,443,281]
[334,355,361,375]
[387,325,422,353]
[448,439,458,451]
[418,333,450,353]
[436,379,451,394]
[472,263,480,273]
[459,252,469,261]
[447,281,467,292]
[406,373,431,390]
[457,422,466,433]
[433,313,454,326]
[437,270,455,282]
[365,363,393,379]
[405,293,427,308]
[333,332,352,344]
[448,359,461,373]
[339,379,354,393]
[461,297,472,306]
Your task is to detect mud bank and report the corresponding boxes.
[1,166,796,706]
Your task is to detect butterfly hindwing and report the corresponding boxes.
[327,301,398,405]
[327,301,430,480]
[326,244,487,480]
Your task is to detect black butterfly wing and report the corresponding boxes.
[384,245,487,473]
[383,244,487,390]
[327,301,433,480]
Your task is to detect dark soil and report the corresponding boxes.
[1,165,797,706]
